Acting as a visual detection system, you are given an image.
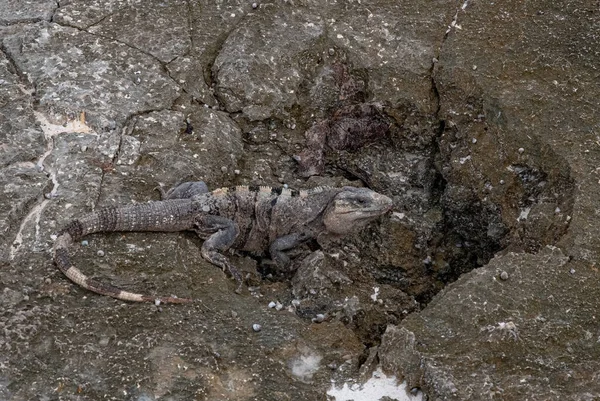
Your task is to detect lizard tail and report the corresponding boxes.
[53,221,192,304]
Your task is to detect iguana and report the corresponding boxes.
[53,182,393,304]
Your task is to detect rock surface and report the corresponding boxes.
[0,0,598,400]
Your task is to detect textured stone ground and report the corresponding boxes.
[0,1,598,400]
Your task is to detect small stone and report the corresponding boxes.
[81,240,89,246]
[275,302,284,311]
[500,179,505,185]
[569,268,576,274]
[221,166,228,173]
[252,323,262,332]
[252,2,258,9]
[472,138,477,144]
[555,207,561,213]
[500,271,509,280]
[234,169,241,175]
[44,278,52,285]
[312,314,325,323]
[268,301,277,308]
[154,299,161,306]
[328,48,335,56]
[472,65,477,70]
[97,250,105,257]
[518,147,525,154]
[231,311,238,318]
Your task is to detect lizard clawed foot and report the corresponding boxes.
[201,248,245,294]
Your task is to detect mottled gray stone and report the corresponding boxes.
[0,51,45,167]
[325,0,452,115]
[85,0,190,63]
[381,248,600,400]
[166,0,252,107]
[112,107,243,190]
[1,0,599,399]
[0,163,50,263]
[53,0,138,29]
[0,0,56,24]
[212,7,325,120]
[291,251,352,299]
[2,22,180,130]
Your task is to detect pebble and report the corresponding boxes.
[472,138,477,144]
[252,323,262,332]
[499,271,509,280]
[328,48,335,56]
[81,240,89,246]
[97,250,105,257]
[252,2,258,9]
[570,268,576,274]
[44,278,52,285]
[268,301,277,308]
[518,147,525,154]
[312,314,325,323]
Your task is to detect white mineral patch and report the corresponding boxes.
[517,207,531,221]
[289,349,322,381]
[10,112,97,260]
[327,368,423,401]
[371,286,380,302]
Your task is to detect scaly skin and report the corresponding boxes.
[53,183,393,304]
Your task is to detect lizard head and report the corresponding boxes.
[323,187,393,235]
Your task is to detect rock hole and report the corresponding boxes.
[289,102,574,346]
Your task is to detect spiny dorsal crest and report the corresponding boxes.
[210,185,335,198]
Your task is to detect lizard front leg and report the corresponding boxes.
[194,215,244,293]
[269,231,313,270]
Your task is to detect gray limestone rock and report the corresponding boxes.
[380,248,600,400]
[212,7,325,120]
[1,0,599,399]
[0,0,55,24]
[85,0,190,63]
[0,51,45,167]
[166,0,252,107]
[2,22,180,131]
[0,163,50,263]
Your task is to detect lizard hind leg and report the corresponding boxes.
[157,181,209,200]
[195,215,244,293]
